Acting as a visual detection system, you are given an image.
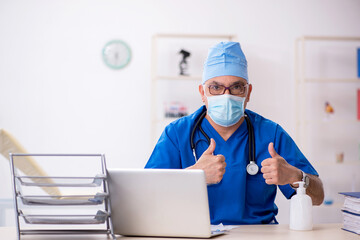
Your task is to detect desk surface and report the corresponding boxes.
[0,224,358,240]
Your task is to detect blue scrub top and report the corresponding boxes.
[145,106,318,225]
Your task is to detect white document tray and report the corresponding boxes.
[20,210,109,224]
[19,192,108,206]
[16,174,105,187]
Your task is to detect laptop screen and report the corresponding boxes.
[107,168,213,238]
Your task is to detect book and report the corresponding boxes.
[342,211,360,235]
[357,89,360,121]
[339,192,360,235]
[358,48,360,78]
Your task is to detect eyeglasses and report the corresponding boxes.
[207,83,248,96]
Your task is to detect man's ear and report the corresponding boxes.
[246,84,252,102]
[199,85,206,103]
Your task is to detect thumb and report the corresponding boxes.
[203,138,216,155]
[268,142,279,158]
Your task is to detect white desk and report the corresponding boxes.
[0,224,358,240]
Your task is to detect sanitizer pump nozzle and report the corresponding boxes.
[289,181,313,231]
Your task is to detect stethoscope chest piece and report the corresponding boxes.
[246,161,259,175]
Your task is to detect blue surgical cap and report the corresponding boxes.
[202,42,248,84]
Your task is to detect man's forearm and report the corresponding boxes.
[290,169,324,205]
[306,174,324,205]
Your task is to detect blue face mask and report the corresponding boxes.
[206,94,246,127]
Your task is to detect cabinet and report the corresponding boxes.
[150,34,235,146]
[295,36,360,213]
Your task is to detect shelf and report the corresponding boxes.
[297,36,360,42]
[152,117,181,123]
[294,35,360,148]
[296,120,360,126]
[312,161,360,167]
[150,33,235,146]
[318,202,343,209]
[154,33,236,39]
[303,78,360,83]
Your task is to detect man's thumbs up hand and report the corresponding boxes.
[187,138,226,185]
[268,142,280,158]
[203,138,216,155]
[261,142,302,185]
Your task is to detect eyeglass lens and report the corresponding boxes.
[208,84,247,95]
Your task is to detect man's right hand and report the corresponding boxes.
[187,138,226,185]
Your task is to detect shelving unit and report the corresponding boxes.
[150,34,235,146]
[295,36,360,161]
[9,153,115,240]
[294,36,360,216]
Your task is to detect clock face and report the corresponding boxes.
[102,40,131,69]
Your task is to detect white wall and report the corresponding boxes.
[0,0,360,225]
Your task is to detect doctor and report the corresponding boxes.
[145,42,324,225]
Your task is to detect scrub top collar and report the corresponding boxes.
[201,113,249,144]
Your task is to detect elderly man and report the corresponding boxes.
[145,42,324,225]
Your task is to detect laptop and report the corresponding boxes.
[107,168,224,238]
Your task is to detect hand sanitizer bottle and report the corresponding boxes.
[289,181,313,231]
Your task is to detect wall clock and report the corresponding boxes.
[102,40,132,70]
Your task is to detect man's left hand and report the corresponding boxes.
[261,142,301,185]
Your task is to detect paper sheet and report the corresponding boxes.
[0,129,61,195]
[211,223,238,232]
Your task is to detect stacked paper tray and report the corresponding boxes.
[9,153,115,240]
[18,192,108,206]
[15,174,105,187]
[19,210,109,225]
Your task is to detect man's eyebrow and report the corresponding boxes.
[208,80,245,85]
[231,81,244,85]
[208,80,221,85]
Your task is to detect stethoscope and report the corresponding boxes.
[190,109,259,175]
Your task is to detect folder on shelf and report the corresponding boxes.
[357,48,360,78]
[357,89,360,121]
